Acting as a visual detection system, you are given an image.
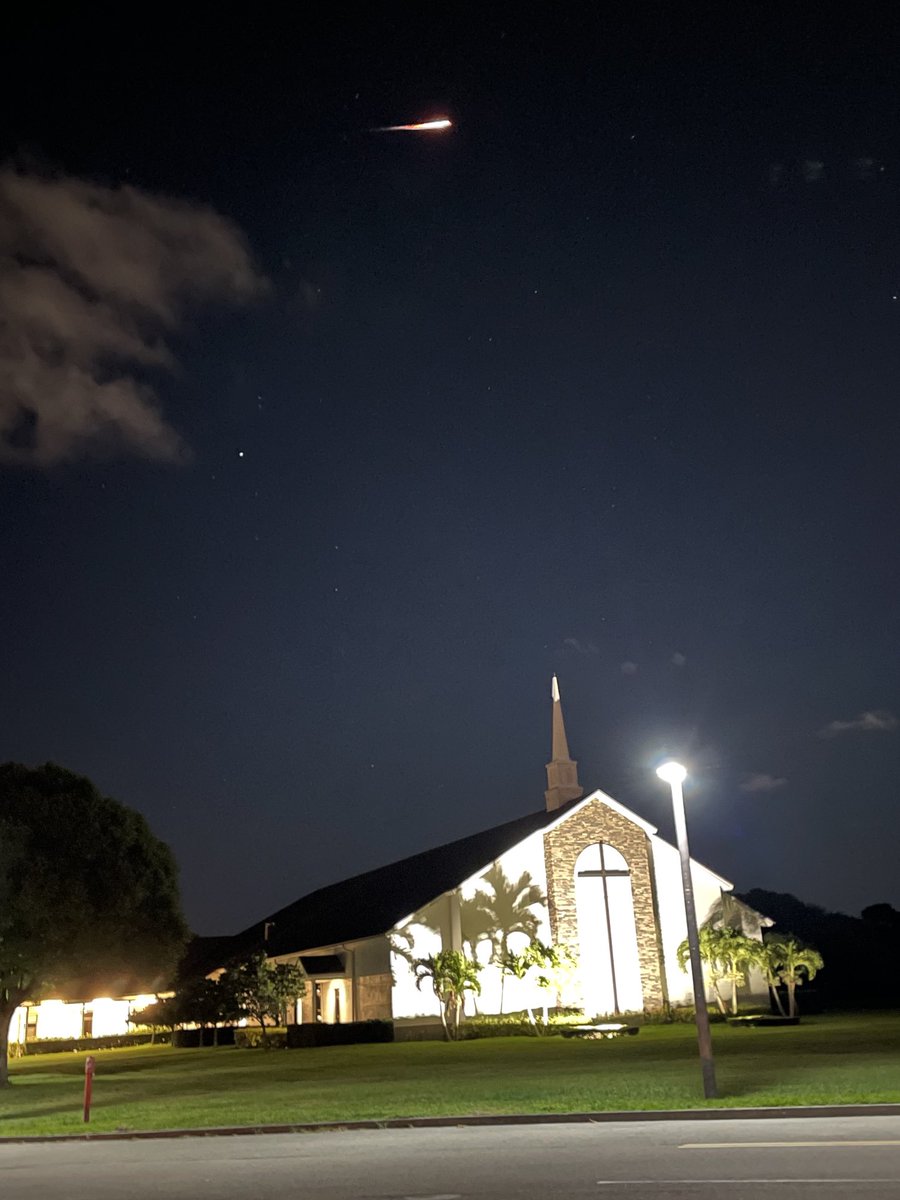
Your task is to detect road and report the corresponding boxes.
[1,1114,899,1198]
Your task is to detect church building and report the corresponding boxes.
[234,678,770,1027]
[9,678,769,1043]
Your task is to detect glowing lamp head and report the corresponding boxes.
[656,760,687,785]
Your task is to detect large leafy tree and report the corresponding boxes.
[218,953,306,1042]
[0,762,188,1086]
[413,950,481,1040]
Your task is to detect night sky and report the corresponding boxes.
[2,8,898,934]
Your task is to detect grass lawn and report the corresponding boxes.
[2,1013,899,1138]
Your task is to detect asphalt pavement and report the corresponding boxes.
[1,1114,899,1198]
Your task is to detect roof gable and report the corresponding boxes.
[545,788,659,836]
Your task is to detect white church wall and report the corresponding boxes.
[389,918,443,1019]
[458,829,552,1017]
[390,829,553,1020]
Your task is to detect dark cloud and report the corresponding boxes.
[563,637,598,655]
[0,169,267,466]
[739,772,788,793]
[818,710,899,739]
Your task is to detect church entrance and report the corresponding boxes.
[574,842,643,1015]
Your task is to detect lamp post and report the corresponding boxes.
[656,761,718,1100]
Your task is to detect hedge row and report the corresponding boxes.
[172,1027,236,1048]
[286,1020,393,1048]
[12,1032,171,1055]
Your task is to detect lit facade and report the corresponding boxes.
[8,994,161,1045]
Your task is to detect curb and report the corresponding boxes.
[3,1104,900,1144]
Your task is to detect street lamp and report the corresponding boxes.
[656,761,718,1100]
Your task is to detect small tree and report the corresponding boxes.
[530,941,577,1026]
[501,940,575,1033]
[132,975,242,1046]
[765,936,823,1017]
[218,954,306,1043]
[179,976,236,1045]
[413,950,481,1040]
[130,995,182,1041]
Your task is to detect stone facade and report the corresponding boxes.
[543,797,668,1010]
[356,971,393,1021]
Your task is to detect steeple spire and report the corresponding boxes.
[545,674,583,811]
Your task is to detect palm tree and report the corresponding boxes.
[677,926,762,1015]
[766,936,823,1017]
[677,926,730,1015]
[757,940,788,1016]
[466,864,546,1013]
[719,928,764,1016]
[413,951,481,1040]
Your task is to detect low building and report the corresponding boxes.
[8,976,165,1045]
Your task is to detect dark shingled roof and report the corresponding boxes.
[229,800,580,961]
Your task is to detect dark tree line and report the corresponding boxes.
[739,890,900,1009]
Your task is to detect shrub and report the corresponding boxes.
[462,1019,535,1039]
[612,1007,730,1026]
[234,1027,287,1049]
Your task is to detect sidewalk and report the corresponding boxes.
[3,1102,900,1144]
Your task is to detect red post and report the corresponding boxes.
[83,1055,96,1123]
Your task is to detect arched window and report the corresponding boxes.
[574,843,643,1015]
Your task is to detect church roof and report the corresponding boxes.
[229,799,583,961]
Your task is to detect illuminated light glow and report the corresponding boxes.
[129,994,158,1009]
[372,118,452,132]
[32,999,82,1040]
[90,997,132,1037]
[657,760,687,785]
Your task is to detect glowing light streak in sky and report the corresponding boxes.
[372,119,452,132]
